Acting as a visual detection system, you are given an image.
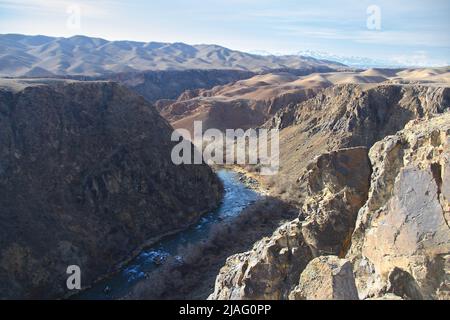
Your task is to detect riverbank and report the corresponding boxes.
[117,166,302,300]
[68,219,213,299]
[127,196,298,299]
[75,170,262,299]
[126,168,300,299]
[214,165,271,195]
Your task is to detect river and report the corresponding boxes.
[75,169,261,300]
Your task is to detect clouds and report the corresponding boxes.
[275,25,450,48]
[0,0,448,67]
[391,51,449,67]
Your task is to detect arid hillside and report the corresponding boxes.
[209,80,450,300]
[158,67,450,134]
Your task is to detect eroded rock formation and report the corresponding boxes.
[0,79,222,299]
[300,147,371,256]
[347,113,450,300]
[288,256,359,300]
[209,219,313,300]
[269,84,450,188]
[210,84,450,301]
[209,147,371,300]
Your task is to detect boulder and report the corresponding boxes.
[208,220,313,300]
[289,256,359,300]
[300,147,371,256]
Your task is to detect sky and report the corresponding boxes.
[0,0,449,66]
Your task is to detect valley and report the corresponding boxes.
[0,33,449,301]
[74,170,261,300]
[157,67,450,134]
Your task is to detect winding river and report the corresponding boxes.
[76,169,261,300]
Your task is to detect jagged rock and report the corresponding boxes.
[209,147,371,300]
[300,147,371,256]
[209,85,449,301]
[208,220,313,300]
[270,84,449,135]
[288,256,359,300]
[270,84,450,189]
[347,113,450,300]
[0,79,222,299]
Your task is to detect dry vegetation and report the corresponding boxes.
[126,196,299,300]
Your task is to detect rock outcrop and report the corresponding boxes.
[0,79,222,299]
[300,147,371,256]
[268,84,449,134]
[209,220,313,300]
[288,256,359,300]
[209,147,371,300]
[347,113,450,300]
[210,83,450,301]
[268,84,450,188]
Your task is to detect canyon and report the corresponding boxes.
[0,78,222,299]
[209,88,450,300]
[0,34,449,301]
[157,67,450,134]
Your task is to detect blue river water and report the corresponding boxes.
[75,169,261,300]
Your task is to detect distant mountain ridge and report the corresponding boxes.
[295,50,450,69]
[0,34,345,77]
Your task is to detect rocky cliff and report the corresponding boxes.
[156,72,326,134]
[157,69,450,134]
[347,114,450,300]
[108,69,255,103]
[210,84,450,300]
[0,79,222,299]
[268,84,450,188]
[209,147,371,300]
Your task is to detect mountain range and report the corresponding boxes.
[0,34,345,77]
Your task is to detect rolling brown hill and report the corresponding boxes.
[158,67,450,134]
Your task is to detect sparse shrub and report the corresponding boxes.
[127,197,298,300]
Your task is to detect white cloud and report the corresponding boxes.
[274,25,450,48]
[391,51,449,67]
